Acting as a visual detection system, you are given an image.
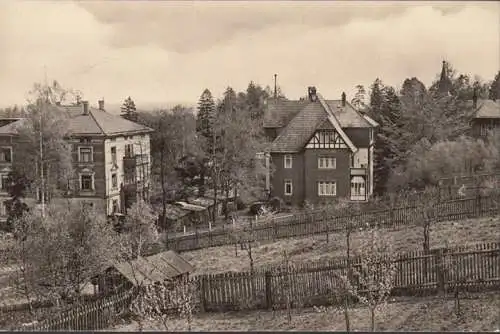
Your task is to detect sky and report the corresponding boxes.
[0,1,499,111]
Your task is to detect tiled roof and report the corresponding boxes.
[267,97,369,153]
[0,104,154,137]
[473,99,500,118]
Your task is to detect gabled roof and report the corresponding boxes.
[0,104,154,137]
[472,99,500,119]
[266,94,371,153]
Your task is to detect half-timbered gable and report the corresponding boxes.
[264,87,378,205]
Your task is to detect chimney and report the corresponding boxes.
[308,86,317,102]
[98,99,105,111]
[341,92,346,107]
[472,88,478,109]
[82,101,89,115]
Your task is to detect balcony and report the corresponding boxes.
[350,167,367,176]
[123,154,148,170]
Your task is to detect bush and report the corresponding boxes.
[249,202,266,216]
[235,197,247,210]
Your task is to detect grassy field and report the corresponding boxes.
[112,292,500,332]
[182,216,500,275]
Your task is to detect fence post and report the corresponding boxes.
[435,248,446,296]
[200,276,208,313]
[265,271,273,309]
[272,218,277,241]
[476,192,482,217]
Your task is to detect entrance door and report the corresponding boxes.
[350,176,366,201]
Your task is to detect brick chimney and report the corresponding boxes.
[308,86,317,102]
[98,99,105,111]
[341,92,346,107]
[82,101,89,115]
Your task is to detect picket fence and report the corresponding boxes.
[18,289,134,331]
[157,192,500,254]
[196,242,500,311]
[19,242,500,331]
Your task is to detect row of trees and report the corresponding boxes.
[355,64,500,195]
[135,81,279,229]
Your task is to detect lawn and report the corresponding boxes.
[182,216,500,275]
[112,292,500,332]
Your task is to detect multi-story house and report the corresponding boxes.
[469,94,500,138]
[0,100,153,223]
[263,87,378,205]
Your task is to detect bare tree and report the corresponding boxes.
[229,216,257,273]
[351,226,397,332]
[130,276,197,331]
[120,199,158,259]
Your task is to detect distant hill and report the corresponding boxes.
[103,102,196,115]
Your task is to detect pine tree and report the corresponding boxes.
[489,71,500,101]
[121,96,137,120]
[350,84,367,111]
[245,81,269,120]
[196,89,216,140]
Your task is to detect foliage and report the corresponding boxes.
[130,277,197,331]
[13,82,74,203]
[350,84,367,111]
[489,71,500,101]
[119,199,158,259]
[11,202,118,305]
[5,170,31,232]
[120,96,137,116]
[351,225,397,331]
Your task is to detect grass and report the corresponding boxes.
[111,292,500,332]
[182,216,500,275]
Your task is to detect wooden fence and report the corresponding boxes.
[197,242,500,311]
[157,192,500,254]
[17,242,500,331]
[19,289,134,331]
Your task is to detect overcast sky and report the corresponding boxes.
[0,1,499,110]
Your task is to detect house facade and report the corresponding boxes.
[469,96,500,138]
[0,100,153,223]
[263,87,378,205]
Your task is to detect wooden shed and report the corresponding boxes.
[95,250,194,295]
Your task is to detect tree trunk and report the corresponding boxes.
[343,298,351,332]
[370,307,375,332]
[159,143,167,230]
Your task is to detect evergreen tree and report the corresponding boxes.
[121,96,137,120]
[489,71,500,101]
[196,89,216,140]
[245,81,269,120]
[350,84,367,111]
[6,171,30,232]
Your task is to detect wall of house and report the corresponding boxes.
[303,148,351,204]
[103,133,151,215]
[0,136,14,221]
[70,137,107,201]
[352,148,368,168]
[270,153,304,206]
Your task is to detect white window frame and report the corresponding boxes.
[0,174,9,192]
[284,154,292,169]
[111,146,117,165]
[284,179,293,196]
[0,201,7,216]
[318,181,337,196]
[124,144,134,158]
[79,173,95,191]
[318,156,336,169]
[0,146,12,163]
[351,180,365,196]
[78,146,94,163]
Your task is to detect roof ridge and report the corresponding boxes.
[88,109,106,135]
[317,94,357,153]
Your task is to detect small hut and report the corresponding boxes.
[95,250,194,295]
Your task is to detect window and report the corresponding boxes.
[125,144,134,158]
[0,147,12,163]
[124,172,135,185]
[112,199,119,213]
[318,156,336,169]
[318,181,336,196]
[111,147,117,165]
[0,201,7,216]
[0,174,9,191]
[351,176,366,197]
[79,147,93,162]
[111,173,118,189]
[80,174,93,191]
[284,155,292,169]
[284,179,293,196]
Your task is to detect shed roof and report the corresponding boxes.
[110,250,194,287]
[472,99,500,119]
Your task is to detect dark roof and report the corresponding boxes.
[267,95,372,153]
[0,104,154,137]
[111,250,194,287]
[472,99,500,119]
